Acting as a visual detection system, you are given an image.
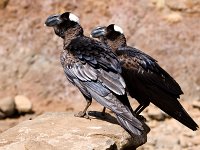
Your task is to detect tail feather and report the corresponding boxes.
[85,84,144,135]
[116,114,142,135]
[149,86,198,131]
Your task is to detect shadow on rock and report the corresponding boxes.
[88,111,119,125]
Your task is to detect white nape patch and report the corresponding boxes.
[69,13,79,23]
[114,25,123,34]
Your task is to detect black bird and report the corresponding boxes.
[45,12,145,136]
[91,24,198,131]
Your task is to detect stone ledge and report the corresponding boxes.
[0,112,149,150]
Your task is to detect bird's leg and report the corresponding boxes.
[135,102,150,115]
[101,107,106,116]
[135,104,144,115]
[74,99,92,119]
[135,103,149,122]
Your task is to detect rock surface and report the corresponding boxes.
[146,106,169,121]
[192,101,200,110]
[14,95,32,113]
[0,0,9,9]
[0,112,149,150]
[0,97,15,119]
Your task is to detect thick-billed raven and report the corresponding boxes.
[45,12,145,136]
[90,24,198,131]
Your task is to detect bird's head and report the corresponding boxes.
[91,24,126,50]
[91,24,124,40]
[45,12,81,38]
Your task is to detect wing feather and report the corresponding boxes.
[68,37,122,73]
[84,82,144,135]
[117,47,183,97]
[58,26,146,136]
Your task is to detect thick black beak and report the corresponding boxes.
[45,14,62,27]
[90,26,107,38]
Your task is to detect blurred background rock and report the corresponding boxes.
[0,0,199,149]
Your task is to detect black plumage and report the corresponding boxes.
[45,12,145,136]
[90,24,198,131]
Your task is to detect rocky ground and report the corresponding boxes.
[0,112,150,150]
[0,0,200,149]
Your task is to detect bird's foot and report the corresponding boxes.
[137,115,147,122]
[74,111,91,119]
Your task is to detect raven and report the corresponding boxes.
[90,24,198,131]
[45,12,145,136]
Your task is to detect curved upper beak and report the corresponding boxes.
[45,14,62,27]
[90,26,107,38]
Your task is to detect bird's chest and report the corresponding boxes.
[60,50,79,69]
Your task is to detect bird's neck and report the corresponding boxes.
[107,36,127,52]
[63,25,84,48]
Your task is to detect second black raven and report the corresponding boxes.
[45,12,145,136]
[91,24,198,131]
